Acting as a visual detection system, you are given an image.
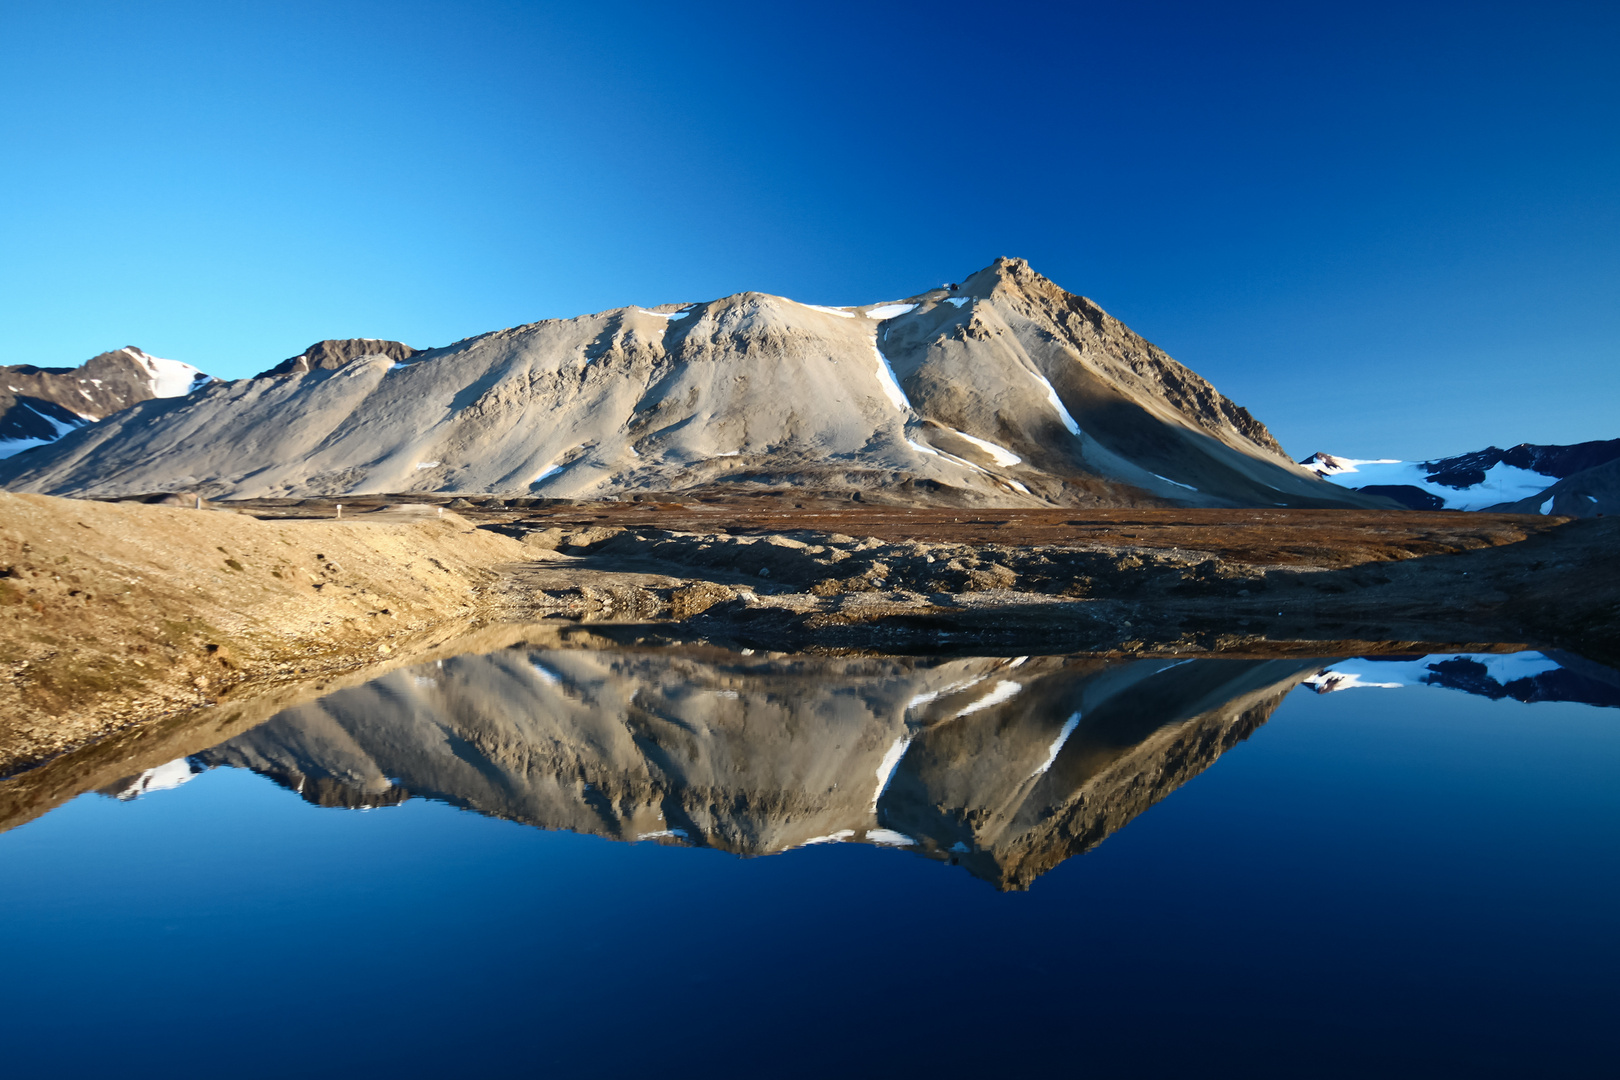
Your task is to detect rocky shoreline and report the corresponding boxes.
[4,491,1615,781]
[486,508,1616,662]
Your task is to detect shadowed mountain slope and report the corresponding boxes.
[1488,456,1620,517]
[0,260,1387,509]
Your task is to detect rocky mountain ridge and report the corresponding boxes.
[0,347,210,458]
[0,260,1389,509]
[253,338,419,379]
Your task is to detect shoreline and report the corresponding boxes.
[4,491,1615,781]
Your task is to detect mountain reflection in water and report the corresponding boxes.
[169,646,1322,890]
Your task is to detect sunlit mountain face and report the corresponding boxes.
[125,645,1321,891]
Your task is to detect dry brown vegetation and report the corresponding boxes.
[239,495,1564,566]
[0,494,534,774]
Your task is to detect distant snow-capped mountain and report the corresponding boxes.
[0,346,212,459]
[1301,439,1620,516]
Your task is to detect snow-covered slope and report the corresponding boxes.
[1302,439,1620,516]
[0,260,1390,509]
[1489,456,1620,518]
[0,346,212,460]
[0,401,84,461]
[130,348,212,398]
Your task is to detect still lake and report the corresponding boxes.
[3,637,1617,1077]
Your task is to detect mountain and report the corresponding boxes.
[168,645,1321,890]
[0,259,1388,509]
[0,346,211,459]
[1488,455,1620,517]
[1302,438,1620,516]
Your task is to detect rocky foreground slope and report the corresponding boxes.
[0,259,1386,510]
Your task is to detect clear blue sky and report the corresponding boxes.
[1,0,1614,460]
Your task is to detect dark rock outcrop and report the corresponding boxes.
[253,339,419,378]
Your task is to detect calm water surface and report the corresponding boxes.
[3,637,1617,1077]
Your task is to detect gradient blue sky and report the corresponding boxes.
[1,0,1614,460]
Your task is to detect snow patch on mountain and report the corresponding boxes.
[1302,669,1406,692]
[905,675,988,712]
[23,401,82,439]
[1303,453,1555,510]
[0,402,89,459]
[953,431,1021,466]
[955,680,1023,717]
[1300,453,1399,477]
[868,333,912,412]
[0,436,55,460]
[122,347,211,398]
[1152,473,1198,492]
[906,438,1005,484]
[1030,370,1082,436]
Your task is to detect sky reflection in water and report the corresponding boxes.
[2,641,1617,1078]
